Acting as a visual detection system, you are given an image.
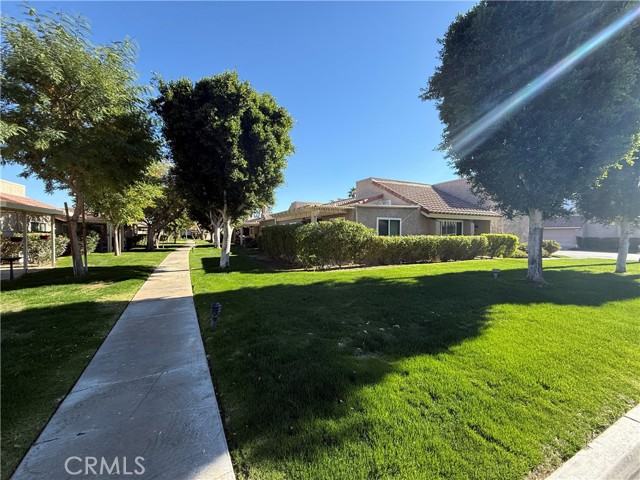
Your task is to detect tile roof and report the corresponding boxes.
[371,179,501,216]
[543,215,585,228]
[0,192,61,214]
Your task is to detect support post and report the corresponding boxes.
[51,215,56,266]
[22,212,28,272]
[107,224,113,253]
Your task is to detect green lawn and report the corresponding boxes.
[0,248,171,479]
[190,246,640,480]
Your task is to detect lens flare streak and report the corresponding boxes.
[450,5,640,157]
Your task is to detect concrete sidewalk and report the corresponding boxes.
[12,244,235,480]
[547,404,640,480]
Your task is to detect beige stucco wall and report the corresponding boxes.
[0,180,26,197]
[355,206,426,235]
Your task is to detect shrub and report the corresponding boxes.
[542,240,561,256]
[577,236,640,252]
[439,236,488,261]
[297,219,375,268]
[482,234,519,258]
[1,236,23,259]
[80,230,100,254]
[259,224,299,263]
[363,236,442,265]
[1,234,70,265]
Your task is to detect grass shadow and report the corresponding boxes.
[192,249,640,472]
[1,300,131,479]
[0,265,157,292]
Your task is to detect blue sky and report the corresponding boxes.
[1,1,475,212]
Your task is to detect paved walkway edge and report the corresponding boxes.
[12,244,236,480]
[547,404,640,480]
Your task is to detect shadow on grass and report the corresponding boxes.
[0,265,157,292]
[1,301,130,480]
[193,249,640,467]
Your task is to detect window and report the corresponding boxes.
[30,221,47,233]
[439,220,463,236]
[377,218,401,236]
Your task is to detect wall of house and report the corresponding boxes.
[355,206,426,235]
[1,212,53,236]
[544,228,580,249]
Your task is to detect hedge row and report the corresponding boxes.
[259,220,519,268]
[577,236,640,252]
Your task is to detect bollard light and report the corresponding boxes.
[211,302,222,328]
[492,268,501,279]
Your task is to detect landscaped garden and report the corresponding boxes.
[190,245,640,479]
[0,248,172,479]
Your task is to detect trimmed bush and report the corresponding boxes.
[260,220,519,268]
[482,234,519,258]
[259,224,299,263]
[577,236,640,253]
[542,240,561,256]
[297,219,375,268]
[363,235,442,265]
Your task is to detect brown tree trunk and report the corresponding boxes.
[527,208,545,283]
[146,226,156,251]
[616,217,630,273]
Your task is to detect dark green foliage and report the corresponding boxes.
[364,235,442,265]
[578,237,640,253]
[482,234,519,258]
[259,225,299,263]
[153,71,295,225]
[296,220,376,268]
[424,1,640,218]
[261,220,517,267]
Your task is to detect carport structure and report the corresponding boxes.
[0,191,61,275]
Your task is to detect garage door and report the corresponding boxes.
[544,229,579,249]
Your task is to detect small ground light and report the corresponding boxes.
[211,302,222,328]
[492,269,501,279]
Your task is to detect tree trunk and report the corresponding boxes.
[527,208,545,283]
[616,217,630,273]
[113,224,122,256]
[67,196,86,277]
[219,194,232,268]
[214,223,222,248]
[146,227,156,251]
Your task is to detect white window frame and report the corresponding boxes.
[438,220,463,236]
[377,217,402,236]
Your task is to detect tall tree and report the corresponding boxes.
[153,71,294,268]
[423,1,640,283]
[85,163,164,256]
[141,168,187,250]
[1,8,158,275]
[575,135,640,273]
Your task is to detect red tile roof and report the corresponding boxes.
[0,192,61,214]
[324,195,383,207]
[371,179,500,216]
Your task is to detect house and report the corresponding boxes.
[258,177,501,236]
[543,215,640,250]
[0,179,61,270]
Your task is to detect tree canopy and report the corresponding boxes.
[575,134,640,272]
[1,7,158,274]
[423,1,640,282]
[153,71,294,267]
